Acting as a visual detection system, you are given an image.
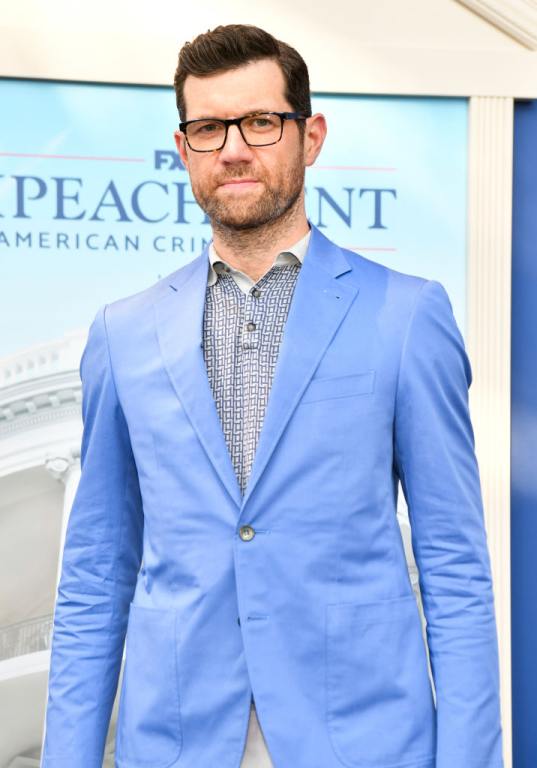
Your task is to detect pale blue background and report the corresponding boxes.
[0,80,468,357]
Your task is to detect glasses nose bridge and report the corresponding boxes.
[222,117,250,150]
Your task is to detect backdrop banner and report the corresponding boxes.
[0,80,468,357]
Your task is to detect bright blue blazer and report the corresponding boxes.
[42,224,504,768]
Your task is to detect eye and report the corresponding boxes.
[243,114,280,132]
[190,121,222,136]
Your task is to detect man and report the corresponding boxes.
[42,23,504,768]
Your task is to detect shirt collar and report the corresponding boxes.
[206,228,311,288]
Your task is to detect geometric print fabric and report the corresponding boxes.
[202,261,301,495]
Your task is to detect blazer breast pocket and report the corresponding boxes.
[300,370,375,405]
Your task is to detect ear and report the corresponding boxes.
[174,130,190,170]
[303,113,327,168]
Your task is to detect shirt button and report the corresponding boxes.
[251,288,261,298]
[239,525,255,541]
[246,321,256,331]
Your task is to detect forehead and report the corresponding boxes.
[183,59,290,120]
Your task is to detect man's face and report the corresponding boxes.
[174,59,319,231]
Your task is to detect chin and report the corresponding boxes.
[214,214,271,231]
[201,186,301,232]
[210,202,278,231]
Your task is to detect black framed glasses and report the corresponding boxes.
[179,111,310,152]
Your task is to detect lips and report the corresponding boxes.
[218,178,260,188]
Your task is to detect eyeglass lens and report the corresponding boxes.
[186,113,282,151]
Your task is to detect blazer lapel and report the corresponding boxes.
[153,251,242,509]
[241,226,360,510]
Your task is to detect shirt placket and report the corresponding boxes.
[239,282,263,494]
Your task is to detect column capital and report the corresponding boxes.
[45,447,81,483]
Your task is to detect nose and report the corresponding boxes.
[218,124,255,163]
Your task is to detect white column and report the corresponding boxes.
[41,450,81,768]
[467,95,513,768]
[45,449,81,589]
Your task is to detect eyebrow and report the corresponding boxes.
[189,109,275,121]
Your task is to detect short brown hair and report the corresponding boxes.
[173,24,311,121]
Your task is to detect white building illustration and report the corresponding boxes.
[0,331,119,766]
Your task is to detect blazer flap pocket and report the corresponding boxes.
[301,370,375,404]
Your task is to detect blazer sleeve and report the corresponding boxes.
[393,280,504,768]
[41,304,144,768]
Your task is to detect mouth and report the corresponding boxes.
[218,178,260,190]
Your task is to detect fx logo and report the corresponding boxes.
[154,150,185,171]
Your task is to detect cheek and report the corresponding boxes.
[188,160,215,192]
[280,149,305,191]
[259,148,300,187]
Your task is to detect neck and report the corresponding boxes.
[210,194,310,282]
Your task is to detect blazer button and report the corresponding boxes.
[239,525,255,541]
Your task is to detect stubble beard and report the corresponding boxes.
[190,152,305,233]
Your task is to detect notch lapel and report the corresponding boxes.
[153,251,242,509]
[240,227,360,510]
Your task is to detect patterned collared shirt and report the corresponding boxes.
[202,228,311,495]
